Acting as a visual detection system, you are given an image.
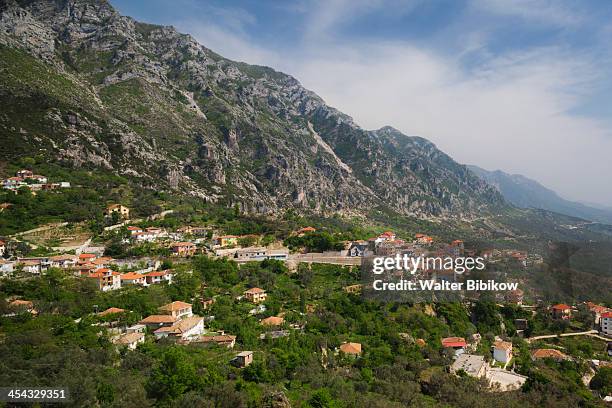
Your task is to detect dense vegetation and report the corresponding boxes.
[0,257,608,407]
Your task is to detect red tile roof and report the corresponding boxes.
[339,342,362,355]
[441,337,467,348]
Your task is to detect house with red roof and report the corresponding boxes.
[143,270,173,285]
[601,311,612,335]
[0,239,5,257]
[586,302,611,324]
[87,268,121,291]
[120,272,146,286]
[415,233,433,245]
[551,304,572,320]
[339,342,362,356]
[296,226,316,236]
[158,301,192,319]
[171,242,197,257]
[441,337,467,356]
[244,287,267,303]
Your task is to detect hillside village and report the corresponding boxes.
[0,186,611,405]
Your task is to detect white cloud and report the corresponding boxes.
[471,0,585,26]
[289,42,612,204]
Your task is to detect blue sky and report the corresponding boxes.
[111,0,612,205]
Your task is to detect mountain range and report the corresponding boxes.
[469,165,612,225]
[0,0,507,220]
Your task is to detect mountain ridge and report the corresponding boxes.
[469,165,612,225]
[0,0,507,219]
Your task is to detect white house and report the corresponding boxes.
[114,332,145,350]
[49,255,78,269]
[153,316,204,341]
[0,240,5,256]
[133,231,158,242]
[18,259,42,274]
[0,259,15,275]
[143,270,173,285]
[120,272,146,286]
[601,312,612,335]
[492,340,513,364]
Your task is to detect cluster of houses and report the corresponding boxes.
[1,253,174,291]
[125,225,200,257]
[2,169,70,192]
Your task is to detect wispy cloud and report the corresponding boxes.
[472,0,585,26]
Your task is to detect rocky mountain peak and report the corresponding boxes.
[0,0,507,218]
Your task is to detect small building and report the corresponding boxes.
[551,304,571,320]
[375,231,396,245]
[127,226,143,235]
[158,301,193,319]
[193,335,236,348]
[343,284,362,294]
[87,269,121,291]
[0,239,5,256]
[113,332,145,350]
[414,233,433,245]
[18,259,42,275]
[492,341,513,364]
[126,324,146,334]
[233,247,288,262]
[587,302,611,325]
[339,342,362,356]
[0,259,15,275]
[106,204,130,219]
[233,351,253,368]
[8,299,36,314]
[514,319,528,331]
[143,270,173,285]
[347,241,368,257]
[139,314,178,329]
[296,227,316,236]
[171,242,197,257]
[531,348,568,361]
[78,253,97,264]
[441,337,467,356]
[216,235,238,247]
[450,354,488,378]
[154,316,205,341]
[600,312,612,335]
[49,255,78,269]
[244,287,267,303]
[16,169,33,178]
[133,231,158,242]
[98,307,126,317]
[260,316,284,327]
[120,272,146,286]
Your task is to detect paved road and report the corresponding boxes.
[288,254,361,266]
[526,330,611,343]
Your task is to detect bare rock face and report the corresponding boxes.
[262,391,291,408]
[0,0,507,218]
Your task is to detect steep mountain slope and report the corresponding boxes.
[469,165,612,225]
[0,0,506,218]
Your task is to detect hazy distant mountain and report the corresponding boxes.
[469,165,612,225]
